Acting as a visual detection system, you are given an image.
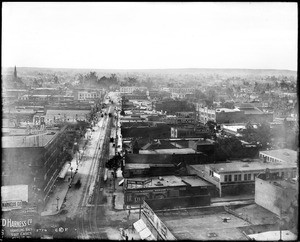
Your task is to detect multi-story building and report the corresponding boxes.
[74,88,103,101]
[168,87,195,95]
[2,126,69,208]
[175,111,196,125]
[45,108,91,125]
[199,105,273,124]
[123,175,213,207]
[259,149,298,164]
[255,176,298,217]
[188,159,297,197]
[170,126,209,138]
[120,86,147,94]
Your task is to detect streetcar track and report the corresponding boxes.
[74,105,112,239]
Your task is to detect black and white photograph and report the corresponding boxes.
[1,2,298,240]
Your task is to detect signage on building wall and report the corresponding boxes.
[2,200,22,211]
[127,179,152,187]
[142,202,176,240]
[2,218,33,239]
[1,185,28,203]
[142,202,155,223]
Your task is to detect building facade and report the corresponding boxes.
[2,126,69,208]
[188,159,297,197]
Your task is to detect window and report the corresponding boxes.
[224,174,232,182]
[127,195,132,202]
[244,174,251,181]
[234,174,241,181]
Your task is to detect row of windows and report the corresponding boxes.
[259,154,281,163]
[224,170,297,182]
[224,173,260,182]
[79,93,99,99]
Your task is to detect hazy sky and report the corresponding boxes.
[2,2,298,70]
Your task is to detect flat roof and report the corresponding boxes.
[248,230,297,241]
[222,124,245,133]
[161,210,249,240]
[139,148,197,155]
[46,109,90,115]
[260,178,298,191]
[2,132,56,148]
[125,163,151,169]
[190,160,297,174]
[180,176,214,187]
[154,203,280,240]
[215,108,241,113]
[126,175,186,188]
[259,149,298,163]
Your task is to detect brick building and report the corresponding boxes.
[2,126,70,208]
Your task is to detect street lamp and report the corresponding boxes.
[56,197,60,211]
[70,167,73,179]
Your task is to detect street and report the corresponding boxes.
[59,92,136,239]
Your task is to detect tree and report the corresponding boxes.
[105,154,122,178]
[120,109,125,116]
[207,89,217,103]
[241,121,272,149]
[223,101,235,109]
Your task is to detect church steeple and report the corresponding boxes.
[14,66,17,79]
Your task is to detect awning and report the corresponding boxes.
[58,163,71,179]
[133,219,155,240]
[119,179,125,186]
[139,227,152,240]
[133,219,147,233]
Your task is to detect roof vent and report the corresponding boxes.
[155,181,163,186]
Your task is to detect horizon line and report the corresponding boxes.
[1,66,297,72]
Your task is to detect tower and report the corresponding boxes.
[13,66,17,79]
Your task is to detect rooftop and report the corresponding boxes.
[160,210,249,240]
[248,230,297,241]
[190,160,297,174]
[46,109,90,116]
[259,178,298,191]
[215,108,241,113]
[180,176,214,187]
[222,124,246,133]
[152,203,280,240]
[126,175,186,189]
[125,163,151,169]
[2,132,56,148]
[139,148,197,155]
[259,149,298,163]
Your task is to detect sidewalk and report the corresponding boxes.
[106,168,124,211]
[41,135,87,216]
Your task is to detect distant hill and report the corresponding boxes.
[2,66,297,77]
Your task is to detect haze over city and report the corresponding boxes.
[2,2,297,70]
